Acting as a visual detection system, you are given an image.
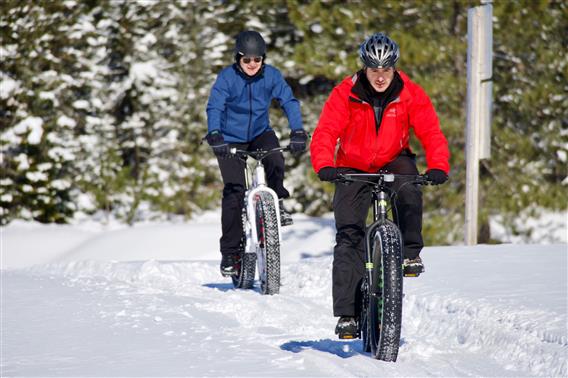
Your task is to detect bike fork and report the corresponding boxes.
[365,191,388,293]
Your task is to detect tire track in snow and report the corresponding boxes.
[20,255,567,377]
[401,293,567,377]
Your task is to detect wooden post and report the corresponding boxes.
[465,1,493,245]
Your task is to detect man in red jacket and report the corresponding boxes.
[310,32,450,338]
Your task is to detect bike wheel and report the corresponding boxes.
[232,214,256,289]
[255,193,280,295]
[369,220,404,362]
[232,253,256,289]
[360,279,372,353]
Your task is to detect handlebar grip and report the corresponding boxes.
[416,175,430,185]
[333,174,349,184]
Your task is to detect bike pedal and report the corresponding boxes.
[404,273,420,277]
[220,264,240,277]
[338,333,357,340]
[220,270,238,277]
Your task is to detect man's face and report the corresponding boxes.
[239,55,263,76]
[365,67,395,92]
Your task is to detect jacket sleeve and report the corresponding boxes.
[407,83,450,174]
[206,71,230,134]
[310,86,348,173]
[271,69,303,131]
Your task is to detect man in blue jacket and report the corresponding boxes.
[205,30,308,277]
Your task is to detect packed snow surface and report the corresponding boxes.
[1,212,567,377]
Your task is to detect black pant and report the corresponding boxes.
[216,130,289,256]
[332,152,423,316]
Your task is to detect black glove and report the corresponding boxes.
[289,130,308,156]
[206,130,230,159]
[425,169,448,185]
[317,166,339,182]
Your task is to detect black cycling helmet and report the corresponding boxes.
[359,32,400,68]
[235,30,266,58]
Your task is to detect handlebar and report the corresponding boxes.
[229,146,290,161]
[337,172,431,186]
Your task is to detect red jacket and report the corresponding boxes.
[310,71,450,174]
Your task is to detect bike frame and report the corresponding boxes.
[338,172,430,360]
[231,147,285,255]
[341,172,427,288]
[358,173,398,296]
[243,161,282,254]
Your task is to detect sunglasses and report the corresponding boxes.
[242,56,263,64]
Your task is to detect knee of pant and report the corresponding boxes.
[397,185,422,205]
[403,231,423,245]
[264,154,285,171]
[223,184,245,198]
[336,226,365,248]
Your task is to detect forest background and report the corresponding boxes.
[1,0,566,244]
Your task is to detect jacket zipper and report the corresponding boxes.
[247,82,252,142]
[348,95,378,168]
[377,98,400,131]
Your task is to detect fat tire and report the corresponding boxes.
[360,279,372,353]
[232,216,256,289]
[369,220,403,362]
[232,252,256,289]
[255,193,280,295]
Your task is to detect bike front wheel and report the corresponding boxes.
[366,220,404,362]
[254,192,281,295]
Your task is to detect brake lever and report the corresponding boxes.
[333,175,351,186]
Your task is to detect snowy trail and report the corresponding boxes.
[2,217,567,376]
[4,254,567,376]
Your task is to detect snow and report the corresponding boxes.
[208,32,230,61]
[8,117,44,145]
[25,171,48,182]
[310,23,323,34]
[299,75,314,85]
[1,213,567,377]
[57,115,77,128]
[72,99,89,110]
[491,209,567,244]
[14,153,30,170]
[0,73,20,99]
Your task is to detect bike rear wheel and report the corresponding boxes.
[366,220,404,361]
[360,278,372,353]
[255,192,280,295]
[232,253,256,289]
[232,213,256,289]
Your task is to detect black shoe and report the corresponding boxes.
[335,316,358,339]
[220,253,240,277]
[403,256,425,276]
[279,200,293,227]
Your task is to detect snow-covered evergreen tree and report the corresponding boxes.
[1,0,564,245]
[1,1,90,223]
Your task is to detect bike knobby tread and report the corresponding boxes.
[372,221,404,362]
[255,193,281,295]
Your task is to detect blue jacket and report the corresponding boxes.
[206,64,303,143]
